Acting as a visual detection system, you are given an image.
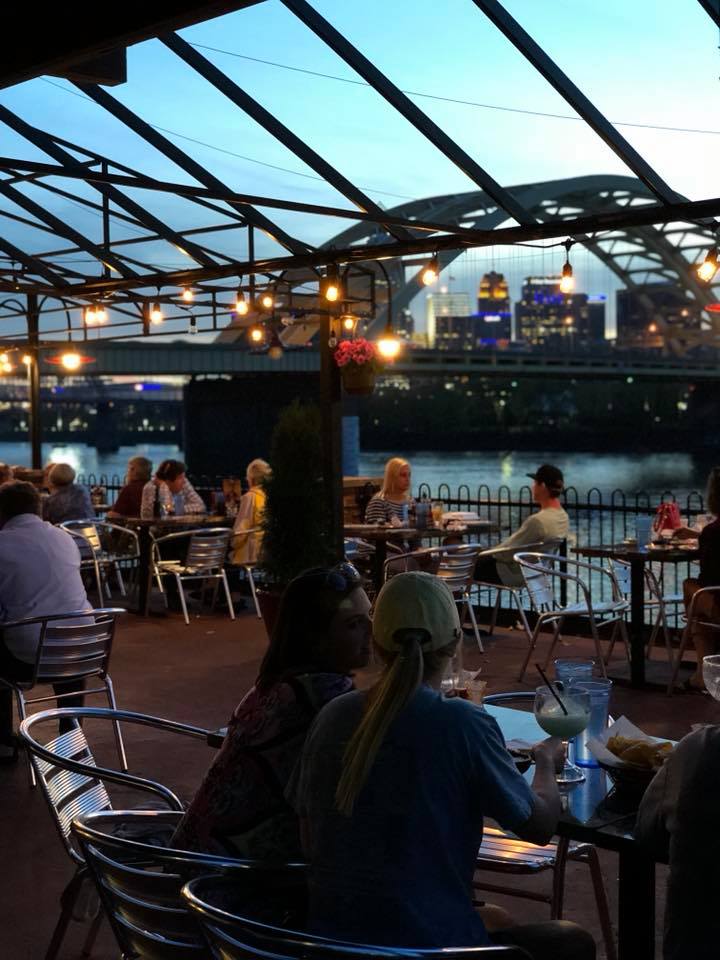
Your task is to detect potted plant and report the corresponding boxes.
[259,400,335,634]
[334,337,383,395]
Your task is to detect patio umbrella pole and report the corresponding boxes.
[319,311,344,562]
[26,293,41,470]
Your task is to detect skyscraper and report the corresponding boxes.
[426,291,471,347]
[475,271,512,340]
[514,277,605,346]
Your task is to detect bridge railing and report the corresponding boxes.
[416,481,702,623]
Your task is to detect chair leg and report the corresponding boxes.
[463,592,483,653]
[176,574,190,625]
[645,610,661,659]
[550,836,570,920]
[246,567,262,619]
[93,561,104,607]
[221,571,236,621]
[81,907,104,958]
[512,590,533,643]
[589,617,608,678]
[104,676,128,771]
[668,622,691,695]
[488,590,503,634]
[113,562,126,597]
[605,620,619,663]
[583,846,617,960]
[518,620,549,681]
[619,619,632,666]
[45,868,85,960]
[14,688,36,788]
[542,620,564,673]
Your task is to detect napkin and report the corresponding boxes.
[586,715,663,769]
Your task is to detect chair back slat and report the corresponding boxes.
[516,556,556,610]
[63,521,102,553]
[608,559,631,597]
[57,782,112,837]
[36,616,114,681]
[185,531,231,571]
[436,546,480,594]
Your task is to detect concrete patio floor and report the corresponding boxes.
[1,603,716,959]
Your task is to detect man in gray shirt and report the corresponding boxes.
[474,464,569,585]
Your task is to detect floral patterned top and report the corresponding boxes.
[171,672,353,860]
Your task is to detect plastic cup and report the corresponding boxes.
[635,515,653,547]
[569,679,612,767]
[554,658,595,686]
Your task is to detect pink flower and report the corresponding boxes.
[334,337,382,371]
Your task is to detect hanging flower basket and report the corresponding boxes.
[334,338,382,396]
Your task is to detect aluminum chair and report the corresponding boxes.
[72,809,307,960]
[183,874,530,960]
[667,584,720,694]
[231,526,263,619]
[514,553,630,681]
[61,520,140,602]
[0,608,127,785]
[20,706,212,960]
[474,539,565,641]
[476,691,616,960]
[608,558,682,664]
[435,544,484,652]
[152,527,235,625]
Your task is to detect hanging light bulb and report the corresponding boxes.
[377,322,401,360]
[61,351,82,372]
[559,240,575,294]
[420,255,439,286]
[235,287,249,315]
[1,360,13,374]
[268,330,284,360]
[84,304,97,325]
[0,353,8,364]
[341,311,359,334]
[182,286,194,303]
[249,323,265,345]
[698,246,719,282]
[260,292,274,311]
[189,315,197,335]
[150,301,164,324]
[94,303,107,324]
[321,266,342,302]
[21,354,32,366]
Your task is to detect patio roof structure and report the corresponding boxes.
[0,0,718,550]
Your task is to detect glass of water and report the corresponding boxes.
[702,655,720,699]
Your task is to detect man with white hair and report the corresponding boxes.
[43,462,93,525]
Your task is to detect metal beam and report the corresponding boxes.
[162,33,413,243]
[471,0,683,206]
[281,0,536,226]
[698,0,720,28]
[0,234,68,288]
[13,190,720,300]
[0,106,219,271]
[0,178,136,278]
[75,82,313,257]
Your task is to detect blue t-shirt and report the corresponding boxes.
[288,685,534,948]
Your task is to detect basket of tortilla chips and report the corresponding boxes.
[587,717,674,802]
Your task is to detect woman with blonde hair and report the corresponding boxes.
[290,572,594,960]
[364,457,412,524]
[231,458,271,565]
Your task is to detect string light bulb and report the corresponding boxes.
[235,288,249,315]
[420,255,439,286]
[559,240,575,294]
[268,330,284,360]
[0,353,8,364]
[94,304,107,324]
[182,287,194,303]
[698,247,719,282]
[189,315,197,335]
[341,312,359,334]
[61,351,82,372]
[84,304,97,325]
[260,292,274,311]
[249,323,265,345]
[150,301,163,324]
[1,360,13,374]
[377,323,401,360]
[321,266,342,303]
[22,354,32,366]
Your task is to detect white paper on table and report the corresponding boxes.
[586,715,662,769]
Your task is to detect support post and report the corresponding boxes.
[319,312,344,562]
[26,293,41,469]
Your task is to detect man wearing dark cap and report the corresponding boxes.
[474,464,569,585]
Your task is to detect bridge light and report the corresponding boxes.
[559,240,575,294]
[698,247,718,282]
[420,255,439,286]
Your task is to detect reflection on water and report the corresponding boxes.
[0,442,183,479]
[359,450,708,500]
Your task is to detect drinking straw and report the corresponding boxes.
[535,663,568,715]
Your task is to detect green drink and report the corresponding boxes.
[535,701,591,739]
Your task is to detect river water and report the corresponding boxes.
[0,441,711,502]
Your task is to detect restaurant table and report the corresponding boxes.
[486,703,659,960]
[575,543,699,688]
[124,514,232,616]
[207,703,661,960]
[344,521,499,592]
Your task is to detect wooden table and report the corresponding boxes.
[576,543,698,688]
[487,703,659,960]
[124,515,232,616]
[344,521,498,591]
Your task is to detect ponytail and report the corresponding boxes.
[336,632,424,816]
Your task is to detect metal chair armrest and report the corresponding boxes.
[0,608,124,630]
[687,585,720,620]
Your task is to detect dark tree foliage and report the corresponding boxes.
[261,401,334,586]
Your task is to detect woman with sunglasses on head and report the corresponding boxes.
[289,572,595,960]
[171,564,371,859]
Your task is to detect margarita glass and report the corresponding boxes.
[534,684,592,784]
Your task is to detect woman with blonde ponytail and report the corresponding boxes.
[289,572,595,960]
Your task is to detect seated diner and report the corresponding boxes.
[140,459,206,519]
[231,458,271,565]
[107,456,152,519]
[43,463,93,525]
